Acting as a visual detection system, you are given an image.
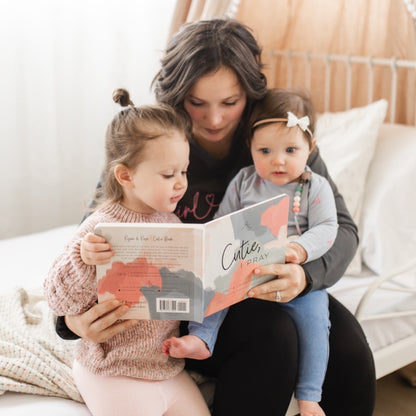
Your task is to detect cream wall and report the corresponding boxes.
[0,0,175,238]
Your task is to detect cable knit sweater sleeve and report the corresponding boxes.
[44,213,100,316]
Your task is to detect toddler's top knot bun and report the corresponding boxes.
[112,88,134,107]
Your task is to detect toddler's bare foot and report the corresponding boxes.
[298,400,325,416]
[162,335,211,360]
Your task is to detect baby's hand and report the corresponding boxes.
[285,242,307,264]
[81,232,114,265]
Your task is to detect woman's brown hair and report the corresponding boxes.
[152,19,267,128]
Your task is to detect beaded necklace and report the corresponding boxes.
[252,112,314,236]
[293,170,311,235]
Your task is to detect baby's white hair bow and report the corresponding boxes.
[286,112,310,131]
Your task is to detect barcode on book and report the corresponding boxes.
[156,298,190,313]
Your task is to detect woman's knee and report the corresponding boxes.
[226,298,297,341]
[328,295,373,363]
[322,296,376,415]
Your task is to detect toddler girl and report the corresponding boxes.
[44,89,211,416]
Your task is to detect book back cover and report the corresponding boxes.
[95,223,205,322]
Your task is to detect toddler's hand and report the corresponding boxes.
[81,232,114,265]
[285,242,307,264]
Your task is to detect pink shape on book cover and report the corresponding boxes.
[97,257,162,306]
[260,197,289,236]
[205,260,257,316]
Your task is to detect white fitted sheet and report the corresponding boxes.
[0,392,90,415]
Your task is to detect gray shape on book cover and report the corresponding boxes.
[141,267,215,322]
[230,201,277,243]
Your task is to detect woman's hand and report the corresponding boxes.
[65,300,137,343]
[247,263,307,303]
[81,232,114,265]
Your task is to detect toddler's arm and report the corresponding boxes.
[81,232,114,265]
[293,175,338,263]
[285,242,307,264]
[44,229,113,316]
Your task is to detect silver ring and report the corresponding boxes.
[275,291,281,302]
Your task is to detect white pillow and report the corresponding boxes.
[314,99,388,275]
[360,123,416,275]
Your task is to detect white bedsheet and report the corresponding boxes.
[0,224,77,293]
[0,392,90,416]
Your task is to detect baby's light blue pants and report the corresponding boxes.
[189,289,330,402]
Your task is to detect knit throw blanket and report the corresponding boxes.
[0,287,83,402]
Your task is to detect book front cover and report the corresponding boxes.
[203,194,289,316]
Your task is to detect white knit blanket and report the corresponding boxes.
[0,287,83,402]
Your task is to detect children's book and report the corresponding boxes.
[95,194,289,323]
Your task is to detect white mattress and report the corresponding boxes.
[0,224,77,293]
[0,224,415,413]
[0,225,89,414]
[0,392,90,416]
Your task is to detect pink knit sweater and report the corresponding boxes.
[44,203,184,380]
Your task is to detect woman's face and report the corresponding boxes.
[183,66,247,154]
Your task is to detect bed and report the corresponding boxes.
[270,49,416,415]
[1,44,416,416]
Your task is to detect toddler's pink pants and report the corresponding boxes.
[73,360,211,416]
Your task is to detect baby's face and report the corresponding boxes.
[250,123,311,186]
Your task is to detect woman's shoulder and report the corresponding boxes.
[307,147,329,179]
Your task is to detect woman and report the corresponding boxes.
[57,19,376,416]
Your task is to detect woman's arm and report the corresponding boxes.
[303,147,359,291]
[64,301,136,343]
[55,301,136,342]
